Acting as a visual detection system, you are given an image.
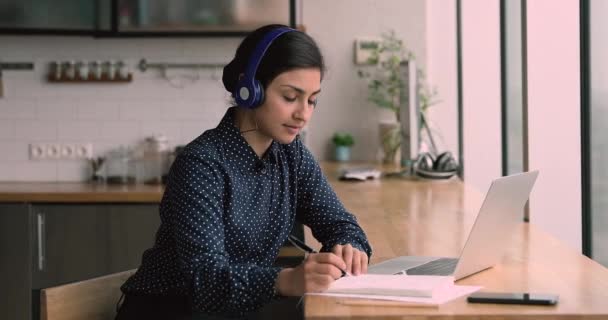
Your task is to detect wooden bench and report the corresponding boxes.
[40,269,135,320]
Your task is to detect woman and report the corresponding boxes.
[116,24,372,320]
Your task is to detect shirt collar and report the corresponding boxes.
[217,107,279,175]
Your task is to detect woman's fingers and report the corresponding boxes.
[342,244,354,274]
[331,244,369,275]
[293,248,370,295]
[308,252,346,278]
[351,249,361,275]
[360,250,369,274]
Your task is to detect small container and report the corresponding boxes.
[117,60,130,79]
[92,60,103,79]
[64,60,76,79]
[142,134,170,185]
[51,61,62,80]
[104,146,136,185]
[77,61,89,80]
[105,60,116,80]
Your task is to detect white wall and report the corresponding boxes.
[460,0,502,192]
[426,0,458,157]
[302,0,427,161]
[526,0,582,252]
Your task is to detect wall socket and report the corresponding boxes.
[29,143,93,160]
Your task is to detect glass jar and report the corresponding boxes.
[142,134,170,185]
[51,61,62,80]
[105,60,116,80]
[64,60,76,79]
[105,146,136,185]
[91,60,103,79]
[77,60,89,80]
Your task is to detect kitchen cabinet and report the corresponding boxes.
[116,0,293,35]
[30,204,160,289]
[0,203,160,320]
[0,0,294,37]
[0,1,111,34]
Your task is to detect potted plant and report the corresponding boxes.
[332,132,355,162]
[357,30,440,164]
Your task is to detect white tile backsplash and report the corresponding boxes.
[56,161,90,182]
[76,101,121,120]
[99,121,141,142]
[119,101,162,120]
[140,121,183,146]
[14,162,58,181]
[0,164,16,181]
[0,120,16,141]
[15,120,58,141]
[0,141,30,163]
[0,36,229,181]
[57,121,102,141]
[36,98,76,120]
[180,121,209,143]
[0,99,37,119]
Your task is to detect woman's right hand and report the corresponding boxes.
[276,253,347,296]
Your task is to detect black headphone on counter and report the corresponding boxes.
[415,151,459,179]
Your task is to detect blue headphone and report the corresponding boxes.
[233,27,296,109]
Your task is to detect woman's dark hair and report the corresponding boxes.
[222,24,326,94]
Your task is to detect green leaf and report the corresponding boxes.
[332,132,355,146]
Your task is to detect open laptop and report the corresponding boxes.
[368,170,539,280]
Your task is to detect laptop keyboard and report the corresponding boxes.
[404,257,459,276]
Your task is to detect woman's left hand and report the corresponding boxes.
[331,244,368,275]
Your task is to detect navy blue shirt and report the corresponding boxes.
[121,107,372,317]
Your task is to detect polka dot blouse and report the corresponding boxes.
[121,107,372,317]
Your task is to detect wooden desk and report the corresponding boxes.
[304,162,608,319]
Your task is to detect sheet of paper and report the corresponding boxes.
[312,284,482,305]
[326,274,455,298]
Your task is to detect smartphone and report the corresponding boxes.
[467,292,559,306]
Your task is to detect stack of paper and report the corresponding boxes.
[325,274,453,298]
[314,274,482,306]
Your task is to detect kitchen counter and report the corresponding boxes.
[0,182,165,203]
[0,162,392,203]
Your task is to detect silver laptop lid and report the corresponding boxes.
[453,170,539,280]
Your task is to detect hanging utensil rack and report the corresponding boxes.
[138,59,224,72]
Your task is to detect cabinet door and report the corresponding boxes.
[107,204,160,271]
[116,0,291,34]
[0,0,110,32]
[31,204,111,289]
[31,204,161,288]
[0,204,33,320]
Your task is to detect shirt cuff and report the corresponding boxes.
[269,267,286,300]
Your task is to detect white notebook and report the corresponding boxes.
[325,274,454,298]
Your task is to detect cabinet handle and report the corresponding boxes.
[36,212,45,271]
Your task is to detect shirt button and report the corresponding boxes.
[260,168,267,174]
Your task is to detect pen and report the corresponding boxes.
[287,235,351,277]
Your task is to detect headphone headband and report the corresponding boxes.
[244,27,295,84]
[234,27,296,109]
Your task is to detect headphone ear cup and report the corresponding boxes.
[443,157,459,171]
[234,78,252,108]
[234,78,264,109]
[251,79,264,108]
[434,151,455,171]
[417,152,435,171]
